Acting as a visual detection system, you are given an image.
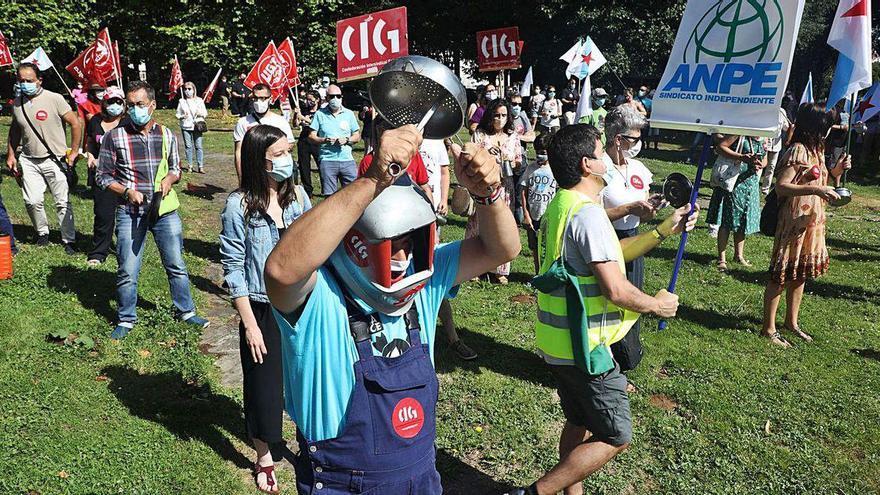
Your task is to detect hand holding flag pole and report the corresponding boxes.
[658,134,712,331]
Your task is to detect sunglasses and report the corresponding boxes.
[327,94,342,100]
[105,98,124,105]
[620,134,641,143]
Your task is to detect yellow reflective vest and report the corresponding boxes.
[534,188,639,374]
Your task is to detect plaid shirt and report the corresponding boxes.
[97,121,180,215]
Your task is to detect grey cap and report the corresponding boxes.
[592,88,608,98]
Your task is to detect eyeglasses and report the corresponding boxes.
[620,134,641,143]
[106,98,124,105]
[327,94,342,100]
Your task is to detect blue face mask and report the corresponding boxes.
[105,103,124,117]
[594,98,607,107]
[268,154,294,182]
[511,105,522,118]
[19,82,38,96]
[128,105,152,126]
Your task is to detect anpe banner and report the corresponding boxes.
[651,0,806,137]
[336,6,408,82]
[476,27,521,72]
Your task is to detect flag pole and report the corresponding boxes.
[658,133,712,331]
[842,91,857,187]
[49,64,75,99]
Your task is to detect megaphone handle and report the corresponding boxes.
[388,104,439,178]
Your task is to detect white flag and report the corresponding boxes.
[559,39,582,64]
[575,75,593,122]
[826,0,873,107]
[520,67,533,97]
[800,73,814,105]
[565,37,606,80]
[854,81,880,123]
[22,47,53,71]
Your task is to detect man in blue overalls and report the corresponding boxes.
[266,124,521,494]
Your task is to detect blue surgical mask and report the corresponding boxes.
[511,105,521,118]
[547,91,556,98]
[268,154,294,182]
[106,103,124,117]
[128,105,152,126]
[595,98,607,107]
[328,97,342,111]
[20,82,38,96]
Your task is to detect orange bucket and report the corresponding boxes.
[0,234,12,280]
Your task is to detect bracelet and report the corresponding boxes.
[122,187,130,202]
[651,228,667,241]
[471,186,503,206]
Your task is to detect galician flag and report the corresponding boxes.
[575,74,593,121]
[800,73,814,104]
[854,82,880,123]
[565,36,606,80]
[22,47,53,70]
[520,66,533,97]
[826,0,873,109]
[559,39,582,64]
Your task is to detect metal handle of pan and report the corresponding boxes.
[388,103,439,178]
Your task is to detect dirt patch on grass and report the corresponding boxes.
[510,294,536,304]
[649,394,678,411]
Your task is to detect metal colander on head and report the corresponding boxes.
[369,55,467,140]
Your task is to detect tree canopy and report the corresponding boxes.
[2,0,876,99]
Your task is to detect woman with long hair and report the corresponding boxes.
[464,98,522,284]
[85,86,127,266]
[219,125,311,492]
[176,81,208,172]
[761,102,850,347]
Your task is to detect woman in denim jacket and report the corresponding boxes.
[219,125,311,493]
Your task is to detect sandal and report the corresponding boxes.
[715,260,728,272]
[254,463,279,494]
[764,331,791,348]
[784,324,813,342]
[735,257,753,267]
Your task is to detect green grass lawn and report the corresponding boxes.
[0,110,879,494]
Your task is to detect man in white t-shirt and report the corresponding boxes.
[232,83,295,180]
[417,138,478,361]
[761,107,791,195]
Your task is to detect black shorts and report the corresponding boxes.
[550,362,632,446]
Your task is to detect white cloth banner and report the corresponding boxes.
[575,75,592,121]
[520,66,533,97]
[651,0,805,137]
[22,47,53,70]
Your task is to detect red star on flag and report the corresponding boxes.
[857,99,875,114]
[842,0,867,17]
[581,51,593,65]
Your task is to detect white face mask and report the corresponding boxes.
[253,99,269,115]
[485,91,498,101]
[623,139,642,159]
[390,255,412,274]
[184,89,194,98]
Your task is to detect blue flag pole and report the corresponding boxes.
[658,133,712,331]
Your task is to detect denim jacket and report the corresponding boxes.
[219,189,311,303]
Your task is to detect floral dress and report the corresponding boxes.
[707,136,764,234]
[769,143,830,283]
[464,130,522,277]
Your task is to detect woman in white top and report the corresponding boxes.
[537,85,562,134]
[176,81,208,173]
[600,105,662,372]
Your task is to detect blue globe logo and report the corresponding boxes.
[684,0,784,63]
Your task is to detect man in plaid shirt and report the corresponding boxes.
[97,80,209,340]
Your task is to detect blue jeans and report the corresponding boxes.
[0,191,16,254]
[115,208,196,326]
[181,129,204,170]
[319,160,357,195]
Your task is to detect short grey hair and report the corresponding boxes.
[605,104,647,142]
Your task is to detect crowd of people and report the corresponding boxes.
[0,55,869,494]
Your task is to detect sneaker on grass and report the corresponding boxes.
[184,315,210,328]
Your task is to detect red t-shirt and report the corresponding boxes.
[358,153,429,186]
[77,99,102,123]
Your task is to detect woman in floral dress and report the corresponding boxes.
[465,98,522,284]
[707,133,766,270]
[761,102,851,347]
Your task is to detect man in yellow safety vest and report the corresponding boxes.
[508,124,698,495]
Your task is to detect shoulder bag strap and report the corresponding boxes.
[19,96,68,170]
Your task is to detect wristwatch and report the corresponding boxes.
[651,228,667,241]
[471,186,503,205]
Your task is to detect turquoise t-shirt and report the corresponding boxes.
[274,241,462,442]
[309,107,360,162]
